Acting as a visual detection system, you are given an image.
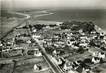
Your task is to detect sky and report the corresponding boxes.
[1,0,106,10]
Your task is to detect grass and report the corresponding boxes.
[15,61,51,73]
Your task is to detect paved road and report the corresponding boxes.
[31,38,64,73]
[0,10,63,73]
[0,10,53,40]
[27,19,64,73]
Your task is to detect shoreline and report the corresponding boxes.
[95,25,106,35]
[1,10,106,40]
[0,10,54,40]
[0,12,30,40]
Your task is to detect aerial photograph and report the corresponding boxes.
[0,0,106,73]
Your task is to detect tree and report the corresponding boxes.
[34,24,45,30]
[60,21,72,29]
[83,22,95,34]
[45,47,54,55]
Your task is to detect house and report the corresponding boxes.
[100,32,104,39]
[104,36,106,40]
[0,41,3,46]
[82,66,91,73]
[98,52,105,59]
[51,56,62,65]
[92,51,99,57]
[45,25,50,29]
[32,29,37,33]
[79,29,83,33]
[80,36,87,40]
[91,31,97,34]
[26,40,31,44]
[33,48,42,57]
[63,63,70,71]
[92,57,100,64]
[63,61,72,71]
[27,49,42,56]
[52,50,57,55]
[56,41,65,48]
[66,40,73,46]
[32,34,41,39]
[79,43,88,48]
[72,60,82,70]
[33,64,41,71]
[56,22,63,26]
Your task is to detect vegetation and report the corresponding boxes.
[45,47,54,55]
[33,24,46,30]
[60,21,95,33]
[60,21,72,29]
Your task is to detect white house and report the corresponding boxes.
[63,62,72,71]
[98,52,105,59]
[32,34,41,39]
[92,57,100,64]
[34,49,42,57]
[33,64,39,71]
[66,40,73,46]
[32,29,37,33]
[92,51,99,57]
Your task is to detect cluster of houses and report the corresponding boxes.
[29,21,106,73]
[0,20,106,73]
[0,26,42,58]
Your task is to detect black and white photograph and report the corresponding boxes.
[0,0,106,73]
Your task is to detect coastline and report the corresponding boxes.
[1,10,106,40]
[95,25,106,35]
[0,12,30,40]
[0,10,54,40]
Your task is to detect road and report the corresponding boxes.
[0,10,63,73]
[20,10,64,73]
[32,38,64,73]
[0,12,30,40]
[0,10,53,40]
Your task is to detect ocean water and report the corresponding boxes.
[36,9,106,31]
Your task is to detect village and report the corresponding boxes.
[0,20,106,73]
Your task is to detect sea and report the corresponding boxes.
[36,9,106,33]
